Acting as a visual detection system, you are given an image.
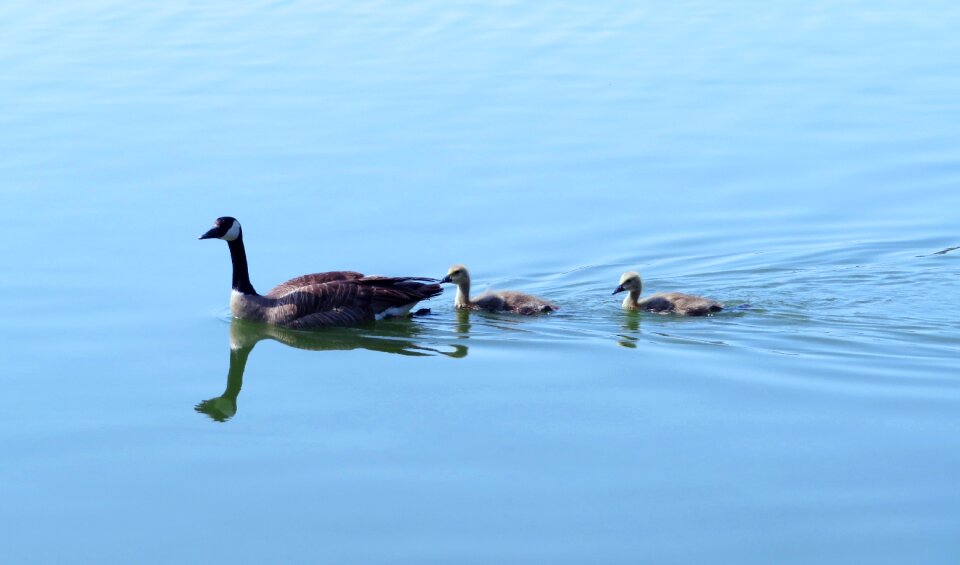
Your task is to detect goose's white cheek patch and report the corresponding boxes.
[222,222,241,241]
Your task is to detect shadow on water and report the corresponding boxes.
[195,318,467,422]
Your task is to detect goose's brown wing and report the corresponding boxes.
[278,281,371,328]
[267,271,364,298]
[358,276,443,313]
[279,277,442,329]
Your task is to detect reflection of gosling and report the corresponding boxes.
[440,264,558,315]
[613,271,722,316]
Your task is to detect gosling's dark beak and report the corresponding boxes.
[612,284,625,295]
[440,275,452,284]
[198,227,219,240]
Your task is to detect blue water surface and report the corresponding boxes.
[1,1,959,563]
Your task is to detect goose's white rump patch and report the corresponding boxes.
[375,304,415,320]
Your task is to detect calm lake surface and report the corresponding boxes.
[2,1,959,563]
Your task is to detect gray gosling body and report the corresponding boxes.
[612,271,722,316]
[199,217,442,328]
[440,264,558,315]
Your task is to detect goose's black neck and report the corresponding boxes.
[227,237,258,295]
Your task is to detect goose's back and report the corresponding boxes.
[266,271,364,298]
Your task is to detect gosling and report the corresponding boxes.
[613,271,722,316]
[440,264,558,315]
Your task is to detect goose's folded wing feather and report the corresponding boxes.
[267,271,364,298]
[278,277,442,328]
[278,281,371,328]
[358,276,443,312]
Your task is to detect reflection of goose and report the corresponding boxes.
[195,341,248,422]
[613,271,722,316]
[195,318,466,422]
[199,217,442,328]
[440,264,558,315]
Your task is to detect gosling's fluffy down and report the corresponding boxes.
[441,264,558,315]
[613,271,722,316]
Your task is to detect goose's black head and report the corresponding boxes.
[199,217,242,242]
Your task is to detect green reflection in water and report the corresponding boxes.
[196,318,467,422]
[617,311,641,349]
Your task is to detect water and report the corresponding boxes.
[2,1,959,563]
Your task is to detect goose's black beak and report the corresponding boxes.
[612,284,625,295]
[198,227,219,240]
[440,275,452,284]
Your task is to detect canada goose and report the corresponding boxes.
[613,271,722,316]
[440,264,558,315]
[199,217,442,328]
